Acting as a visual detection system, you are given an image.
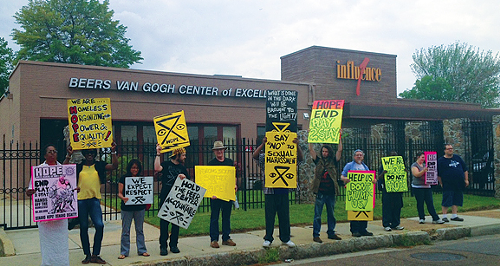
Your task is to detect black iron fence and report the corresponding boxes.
[1,133,495,230]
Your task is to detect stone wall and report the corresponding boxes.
[493,115,500,198]
[442,118,467,157]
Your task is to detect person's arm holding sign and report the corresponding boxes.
[155,144,163,172]
[105,141,119,171]
[118,182,128,204]
[293,137,303,162]
[64,146,80,193]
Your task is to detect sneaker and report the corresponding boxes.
[328,234,342,240]
[170,246,180,253]
[82,255,91,264]
[262,240,271,248]
[442,217,450,222]
[451,217,464,221]
[210,241,220,248]
[393,226,404,230]
[384,226,392,231]
[160,247,168,256]
[282,240,296,247]
[90,255,106,264]
[352,232,362,237]
[432,219,445,224]
[419,219,425,224]
[222,239,236,246]
[360,231,374,236]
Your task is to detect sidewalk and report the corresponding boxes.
[2,209,500,265]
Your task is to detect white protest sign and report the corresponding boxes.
[157,178,206,229]
[124,176,154,205]
[31,164,78,222]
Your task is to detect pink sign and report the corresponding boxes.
[424,151,438,185]
[31,164,78,222]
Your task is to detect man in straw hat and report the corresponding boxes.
[155,145,189,256]
[208,140,238,248]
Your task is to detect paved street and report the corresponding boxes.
[275,233,500,266]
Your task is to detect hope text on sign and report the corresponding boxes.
[308,100,344,144]
[154,110,190,153]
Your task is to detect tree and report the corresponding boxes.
[399,42,500,108]
[0,37,14,96]
[12,0,142,68]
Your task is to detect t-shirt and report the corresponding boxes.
[411,162,430,189]
[438,155,468,191]
[208,157,234,166]
[314,157,335,195]
[119,175,146,212]
[77,164,101,200]
[159,160,190,201]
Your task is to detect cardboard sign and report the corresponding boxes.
[195,166,236,202]
[266,90,298,132]
[67,98,113,149]
[308,100,344,144]
[31,164,78,222]
[124,176,154,205]
[264,129,297,189]
[347,210,373,221]
[158,178,206,229]
[154,110,190,153]
[425,151,438,185]
[345,170,376,211]
[381,156,408,192]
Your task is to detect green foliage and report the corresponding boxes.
[12,0,142,68]
[400,42,500,107]
[259,248,280,264]
[0,37,14,96]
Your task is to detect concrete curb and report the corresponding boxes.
[0,228,16,257]
[130,224,500,266]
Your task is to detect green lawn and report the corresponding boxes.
[133,194,500,237]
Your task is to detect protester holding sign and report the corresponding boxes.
[308,138,342,243]
[155,145,189,256]
[341,149,376,237]
[65,142,118,264]
[377,151,404,231]
[253,136,302,248]
[26,145,71,266]
[208,141,238,248]
[117,159,150,259]
[411,152,445,224]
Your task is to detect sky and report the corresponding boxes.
[1,0,499,95]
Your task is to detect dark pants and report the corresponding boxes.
[313,192,336,238]
[78,198,104,256]
[210,198,232,242]
[413,187,440,221]
[350,221,368,234]
[159,219,180,249]
[264,193,290,243]
[382,192,403,228]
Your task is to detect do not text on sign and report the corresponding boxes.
[265,131,297,189]
[381,156,408,192]
[154,110,190,153]
[195,166,236,202]
[425,151,438,185]
[67,98,113,150]
[345,170,376,211]
[308,100,344,144]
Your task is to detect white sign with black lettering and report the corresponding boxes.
[157,178,206,229]
[124,176,154,205]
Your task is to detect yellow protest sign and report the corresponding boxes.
[308,100,344,144]
[67,98,113,150]
[381,156,408,192]
[347,211,373,221]
[345,170,376,211]
[264,123,297,189]
[154,110,190,153]
[195,166,236,202]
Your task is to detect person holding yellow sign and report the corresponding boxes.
[155,145,189,256]
[377,151,404,231]
[208,141,238,248]
[308,139,342,243]
[341,149,376,237]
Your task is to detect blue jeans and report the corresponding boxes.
[121,209,147,256]
[210,198,232,242]
[313,192,336,238]
[78,198,104,256]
